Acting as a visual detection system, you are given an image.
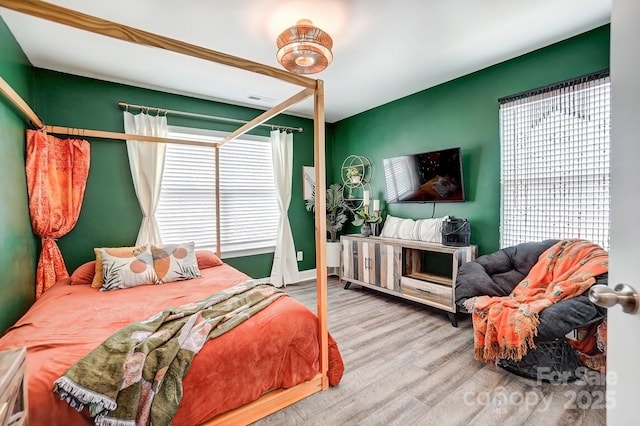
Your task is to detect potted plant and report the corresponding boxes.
[305,183,349,267]
[346,166,362,184]
[352,208,382,237]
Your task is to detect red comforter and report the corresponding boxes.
[0,264,343,425]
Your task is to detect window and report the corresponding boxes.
[156,127,279,257]
[499,71,610,250]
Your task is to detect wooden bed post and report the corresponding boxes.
[313,80,329,389]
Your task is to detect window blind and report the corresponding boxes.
[499,71,610,250]
[156,127,279,257]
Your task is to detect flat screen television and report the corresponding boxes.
[382,147,465,203]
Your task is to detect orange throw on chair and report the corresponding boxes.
[26,130,90,298]
[465,239,608,364]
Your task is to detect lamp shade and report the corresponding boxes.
[276,19,333,74]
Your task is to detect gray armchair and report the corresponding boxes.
[454,239,607,380]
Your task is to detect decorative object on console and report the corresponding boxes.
[352,206,382,237]
[441,217,471,247]
[371,199,382,235]
[276,19,333,74]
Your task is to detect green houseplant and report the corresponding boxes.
[305,183,349,242]
[345,166,362,184]
[351,209,382,227]
[352,208,383,237]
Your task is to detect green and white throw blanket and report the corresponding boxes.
[54,280,287,426]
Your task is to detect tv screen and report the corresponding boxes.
[382,147,465,203]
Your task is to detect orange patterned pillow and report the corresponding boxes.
[92,245,147,288]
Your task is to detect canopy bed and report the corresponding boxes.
[0,0,336,424]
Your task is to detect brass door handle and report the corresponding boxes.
[589,284,639,314]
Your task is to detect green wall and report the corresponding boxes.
[332,25,610,255]
[0,17,38,334]
[32,70,319,277]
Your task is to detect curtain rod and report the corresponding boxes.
[118,102,303,133]
[0,76,219,147]
[498,68,610,105]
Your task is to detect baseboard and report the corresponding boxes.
[298,269,318,282]
[296,268,341,282]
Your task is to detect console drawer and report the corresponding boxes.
[400,276,453,308]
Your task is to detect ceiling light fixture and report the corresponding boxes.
[276,19,333,75]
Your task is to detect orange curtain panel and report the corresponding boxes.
[26,130,90,298]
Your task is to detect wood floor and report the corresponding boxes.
[252,278,606,426]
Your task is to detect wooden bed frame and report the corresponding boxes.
[0,1,330,424]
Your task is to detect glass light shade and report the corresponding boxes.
[276,20,333,74]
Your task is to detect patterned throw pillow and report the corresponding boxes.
[151,242,201,284]
[92,245,146,288]
[99,245,159,291]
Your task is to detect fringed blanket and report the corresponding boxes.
[464,239,608,364]
[53,280,286,426]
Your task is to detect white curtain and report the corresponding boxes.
[269,130,300,287]
[124,111,168,246]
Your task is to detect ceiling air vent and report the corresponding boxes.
[248,94,276,103]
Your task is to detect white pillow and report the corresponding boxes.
[381,215,446,243]
[397,218,416,240]
[380,215,402,238]
[412,218,443,243]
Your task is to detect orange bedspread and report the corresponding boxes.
[0,264,344,425]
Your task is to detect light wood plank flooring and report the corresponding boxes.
[252,278,606,426]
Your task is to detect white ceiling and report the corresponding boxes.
[1,0,611,123]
